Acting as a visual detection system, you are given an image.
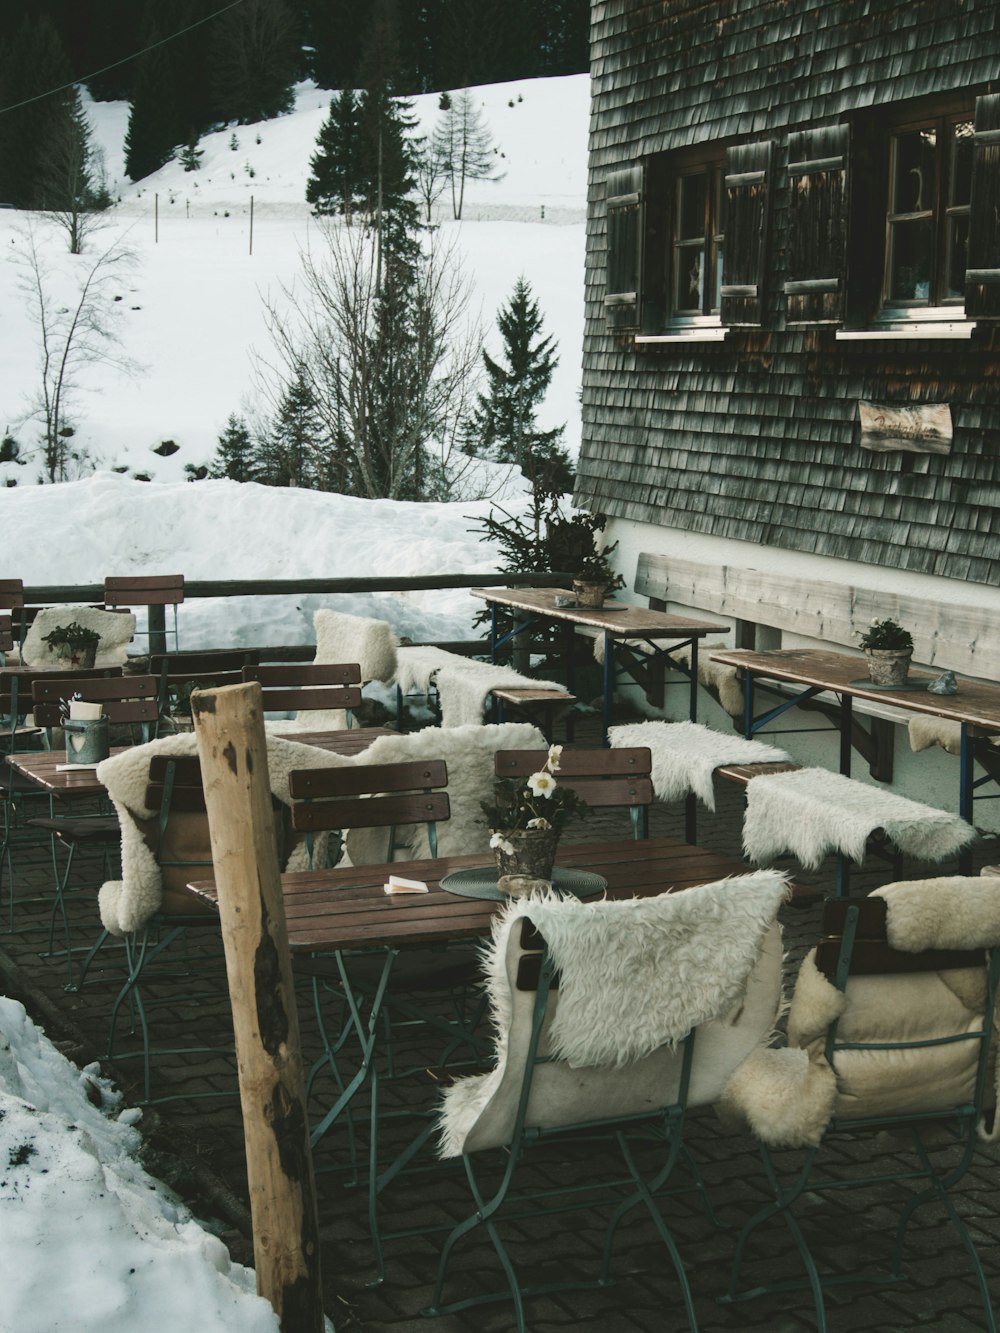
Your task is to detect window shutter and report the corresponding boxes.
[721,141,774,327]
[605,165,644,333]
[966,94,1000,320]
[783,124,851,326]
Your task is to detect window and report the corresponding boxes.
[883,113,974,311]
[670,158,726,320]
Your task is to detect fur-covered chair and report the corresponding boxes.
[720,876,1000,1330]
[392,871,790,1331]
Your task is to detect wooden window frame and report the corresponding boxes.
[669,153,726,324]
[877,99,975,323]
[642,145,728,334]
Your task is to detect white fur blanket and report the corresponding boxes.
[96,732,357,936]
[609,720,792,811]
[722,874,1000,1147]
[395,645,564,728]
[22,605,137,669]
[743,766,977,869]
[341,720,545,863]
[437,871,789,1156]
[314,607,398,683]
[908,715,1000,759]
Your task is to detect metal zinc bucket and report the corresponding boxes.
[63,717,110,765]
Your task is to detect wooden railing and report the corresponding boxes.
[22,572,572,655]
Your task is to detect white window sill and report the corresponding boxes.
[635,329,727,345]
[836,322,974,342]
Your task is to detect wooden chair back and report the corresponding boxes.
[1,667,113,726]
[494,747,654,836]
[242,663,363,716]
[104,574,185,608]
[815,896,985,980]
[147,650,255,712]
[0,615,12,657]
[288,759,450,834]
[31,675,160,730]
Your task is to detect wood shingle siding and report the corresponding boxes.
[579,0,1000,588]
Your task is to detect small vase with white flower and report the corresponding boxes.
[482,745,590,887]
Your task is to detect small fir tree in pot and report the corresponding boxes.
[40,621,101,667]
[572,546,625,609]
[857,617,914,686]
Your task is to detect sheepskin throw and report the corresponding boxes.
[96,732,357,936]
[395,645,564,728]
[524,870,790,1067]
[723,874,1000,1147]
[22,605,137,669]
[341,720,545,863]
[908,715,962,756]
[609,720,792,811]
[743,766,976,869]
[313,608,398,683]
[436,872,788,1157]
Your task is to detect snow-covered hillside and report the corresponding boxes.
[0,76,589,488]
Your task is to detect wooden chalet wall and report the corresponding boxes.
[578,0,1000,586]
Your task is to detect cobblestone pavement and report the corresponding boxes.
[3,721,1000,1333]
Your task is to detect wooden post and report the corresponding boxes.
[147,604,167,655]
[191,681,325,1333]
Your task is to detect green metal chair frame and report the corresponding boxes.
[723,895,1000,1332]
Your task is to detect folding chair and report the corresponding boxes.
[146,649,256,724]
[494,745,654,839]
[24,676,159,968]
[722,880,1000,1332]
[0,579,25,664]
[242,662,363,730]
[104,574,184,652]
[374,872,787,1323]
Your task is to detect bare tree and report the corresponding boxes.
[256,220,485,501]
[414,141,448,224]
[431,88,505,221]
[13,221,138,481]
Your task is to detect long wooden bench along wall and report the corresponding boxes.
[635,553,1000,678]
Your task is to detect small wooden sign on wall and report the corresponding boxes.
[858,402,953,455]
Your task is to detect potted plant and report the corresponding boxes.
[41,621,101,669]
[857,617,914,686]
[572,547,626,609]
[163,681,201,731]
[481,745,590,886]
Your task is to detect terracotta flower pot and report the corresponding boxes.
[865,648,912,686]
[493,826,560,881]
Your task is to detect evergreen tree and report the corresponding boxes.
[296,0,363,90]
[37,86,111,252]
[211,0,297,125]
[0,16,73,208]
[124,15,181,181]
[469,277,573,493]
[209,414,257,482]
[432,88,504,221]
[266,364,322,487]
[306,89,362,220]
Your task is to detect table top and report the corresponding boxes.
[185,834,751,955]
[471,587,728,639]
[708,647,1000,732]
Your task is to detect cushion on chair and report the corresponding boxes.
[437,870,789,1158]
[721,875,1000,1148]
[313,608,398,684]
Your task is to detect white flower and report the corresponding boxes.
[546,744,563,771]
[490,832,515,856]
[527,771,557,798]
[526,817,551,830]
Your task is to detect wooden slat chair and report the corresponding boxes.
[104,574,184,651]
[242,662,363,731]
[146,649,258,725]
[376,877,786,1323]
[286,760,485,1166]
[0,666,121,932]
[0,579,24,664]
[494,746,654,839]
[102,752,283,1103]
[0,614,13,667]
[723,889,1000,1332]
[23,677,160,965]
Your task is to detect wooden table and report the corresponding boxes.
[708,646,1000,825]
[472,587,728,741]
[185,834,752,1148]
